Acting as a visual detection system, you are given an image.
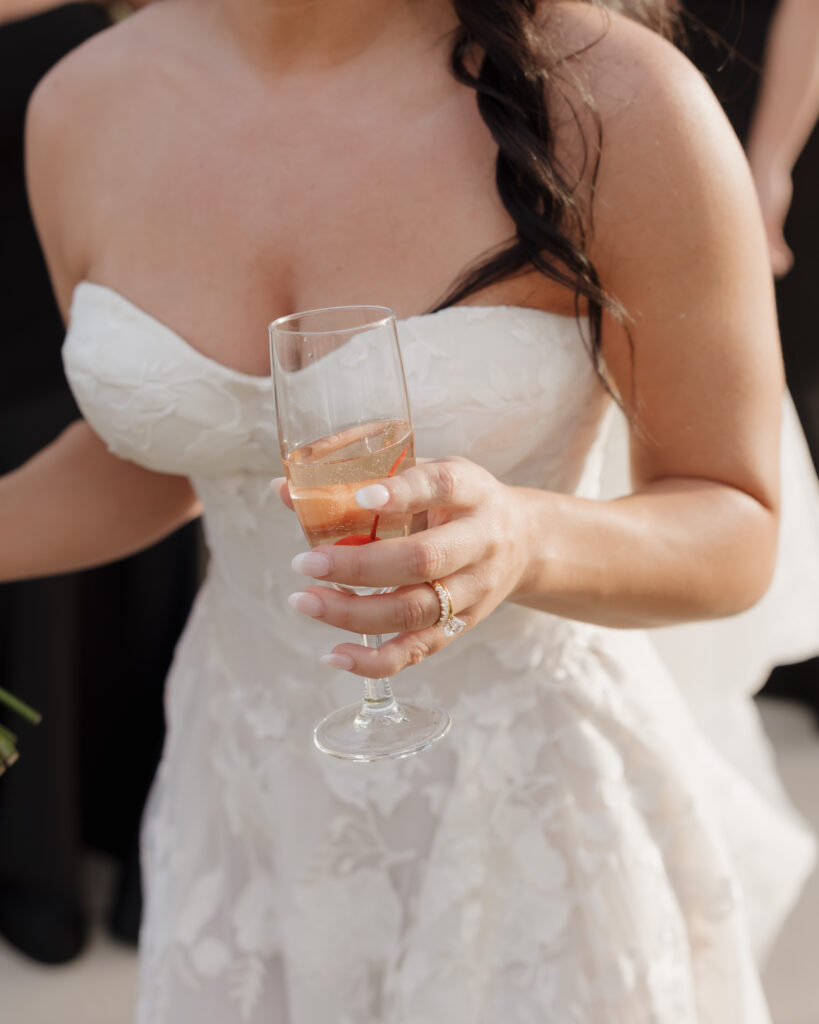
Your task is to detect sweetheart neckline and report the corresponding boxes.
[72,280,585,387]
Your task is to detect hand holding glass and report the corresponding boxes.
[269,305,451,761]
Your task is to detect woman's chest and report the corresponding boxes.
[84,85,569,378]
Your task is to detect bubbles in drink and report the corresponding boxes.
[284,419,414,548]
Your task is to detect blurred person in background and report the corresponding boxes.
[2,0,818,1020]
[687,0,819,721]
[0,0,199,964]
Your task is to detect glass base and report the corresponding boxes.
[314,699,451,762]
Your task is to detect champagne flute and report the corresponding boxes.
[270,305,451,761]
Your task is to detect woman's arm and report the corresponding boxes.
[517,7,783,626]
[0,421,200,582]
[745,0,819,275]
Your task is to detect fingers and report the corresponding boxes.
[288,573,478,637]
[289,573,481,678]
[275,458,483,520]
[278,456,507,676]
[291,519,487,588]
[324,626,459,679]
[355,458,486,517]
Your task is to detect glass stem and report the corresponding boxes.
[358,634,403,720]
[361,634,394,705]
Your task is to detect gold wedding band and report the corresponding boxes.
[428,580,467,638]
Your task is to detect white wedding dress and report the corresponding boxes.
[63,281,818,1024]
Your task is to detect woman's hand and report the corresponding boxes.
[749,157,795,277]
[275,458,531,679]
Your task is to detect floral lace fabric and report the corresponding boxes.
[63,283,815,1024]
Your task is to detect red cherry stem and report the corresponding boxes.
[369,442,409,542]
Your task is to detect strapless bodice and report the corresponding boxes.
[63,282,610,641]
[64,281,608,486]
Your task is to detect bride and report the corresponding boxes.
[5,0,816,1019]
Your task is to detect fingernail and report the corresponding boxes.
[356,484,390,509]
[291,551,332,577]
[271,476,286,490]
[319,652,355,671]
[288,591,324,617]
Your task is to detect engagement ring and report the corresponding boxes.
[428,580,467,638]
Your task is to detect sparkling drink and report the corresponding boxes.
[284,418,414,548]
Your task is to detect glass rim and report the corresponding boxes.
[269,304,396,337]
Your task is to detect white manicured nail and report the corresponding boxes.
[319,652,355,671]
[288,592,323,617]
[291,552,332,577]
[356,484,390,509]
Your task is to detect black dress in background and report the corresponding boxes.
[685,0,819,711]
[0,2,199,963]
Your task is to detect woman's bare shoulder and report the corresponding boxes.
[541,2,737,172]
[540,4,752,265]
[25,2,187,304]
[26,1,185,139]
[542,2,706,104]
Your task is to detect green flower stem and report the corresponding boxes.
[0,723,18,745]
[0,723,20,772]
[0,689,41,773]
[0,687,42,725]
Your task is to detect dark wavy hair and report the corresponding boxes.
[435,0,680,382]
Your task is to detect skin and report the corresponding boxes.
[745,0,819,276]
[10,0,783,679]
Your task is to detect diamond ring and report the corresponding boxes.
[427,580,467,638]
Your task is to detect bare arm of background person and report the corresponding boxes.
[745,0,819,275]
